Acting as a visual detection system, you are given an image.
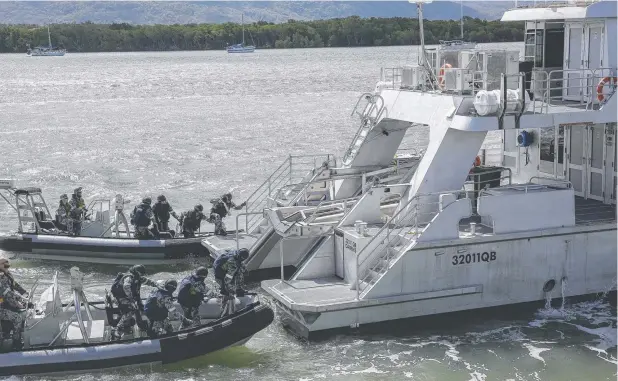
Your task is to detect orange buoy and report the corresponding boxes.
[438,63,452,88]
[474,156,481,167]
[597,76,617,102]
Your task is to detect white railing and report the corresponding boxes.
[525,67,616,114]
[243,154,335,233]
[354,188,470,299]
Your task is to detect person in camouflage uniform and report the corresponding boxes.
[55,194,71,232]
[110,265,159,339]
[212,248,249,296]
[152,195,179,234]
[144,279,182,336]
[177,267,212,328]
[68,187,87,236]
[179,204,208,238]
[130,197,155,239]
[208,193,246,236]
[0,258,30,350]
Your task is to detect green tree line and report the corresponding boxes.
[0,16,524,53]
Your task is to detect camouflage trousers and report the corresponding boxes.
[151,318,173,336]
[114,298,138,336]
[69,219,82,236]
[0,308,24,342]
[180,305,200,328]
[209,213,227,236]
[134,226,155,240]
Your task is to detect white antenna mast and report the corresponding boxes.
[410,0,438,89]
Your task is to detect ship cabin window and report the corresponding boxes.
[539,126,565,177]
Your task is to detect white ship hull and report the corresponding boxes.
[264,224,617,339]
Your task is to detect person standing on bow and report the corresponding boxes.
[54,194,71,232]
[110,265,159,340]
[152,195,179,234]
[209,192,246,236]
[179,204,209,238]
[69,187,87,236]
[130,197,155,240]
[0,258,31,350]
[177,267,212,328]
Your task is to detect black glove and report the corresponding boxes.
[27,302,35,309]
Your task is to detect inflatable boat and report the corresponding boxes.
[0,182,231,264]
[0,268,274,376]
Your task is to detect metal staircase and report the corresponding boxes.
[242,154,336,234]
[342,93,386,166]
[354,193,430,299]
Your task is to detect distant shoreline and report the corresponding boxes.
[0,17,524,53]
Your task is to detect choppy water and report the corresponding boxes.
[0,45,616,381]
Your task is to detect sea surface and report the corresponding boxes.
[0,45,616,381]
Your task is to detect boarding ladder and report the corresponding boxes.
[342,93,385,166]
[354,191,431,299]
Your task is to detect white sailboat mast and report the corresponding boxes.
[242,13,245,45]
[47,25,52,48]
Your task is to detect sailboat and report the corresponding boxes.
[438,0,476,50]
[226,13,255,53]
[27,25,66,56]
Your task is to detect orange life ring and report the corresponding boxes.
[597,76,617,102]
[438,63,452,87]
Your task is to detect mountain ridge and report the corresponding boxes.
[0,1,519,25]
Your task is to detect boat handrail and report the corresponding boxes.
[515,67,617,114]
[354,188,471,300]
[243,153,335,233]
[235,212,266,250]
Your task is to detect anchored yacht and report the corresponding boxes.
[248,0,616,339]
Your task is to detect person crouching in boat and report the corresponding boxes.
[208,192,247,236]
[177,267,212,328]
[0,258,32,350]
[130,197,155,240]
[179,204,208,238]
[69,187,88,236]
[152,195,179,236]
[213,248,249,296]
[143,279,187,337]
[54,194,71,232]
[110,265,159,340]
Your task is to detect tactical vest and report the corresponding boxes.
[131,205,151,227]
[153,202,171,222]
[177,275,204,308]
[144,289,171,321]
[111,273,140,300]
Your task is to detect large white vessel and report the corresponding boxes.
[202,0,616,339]
[27,26,66,57]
